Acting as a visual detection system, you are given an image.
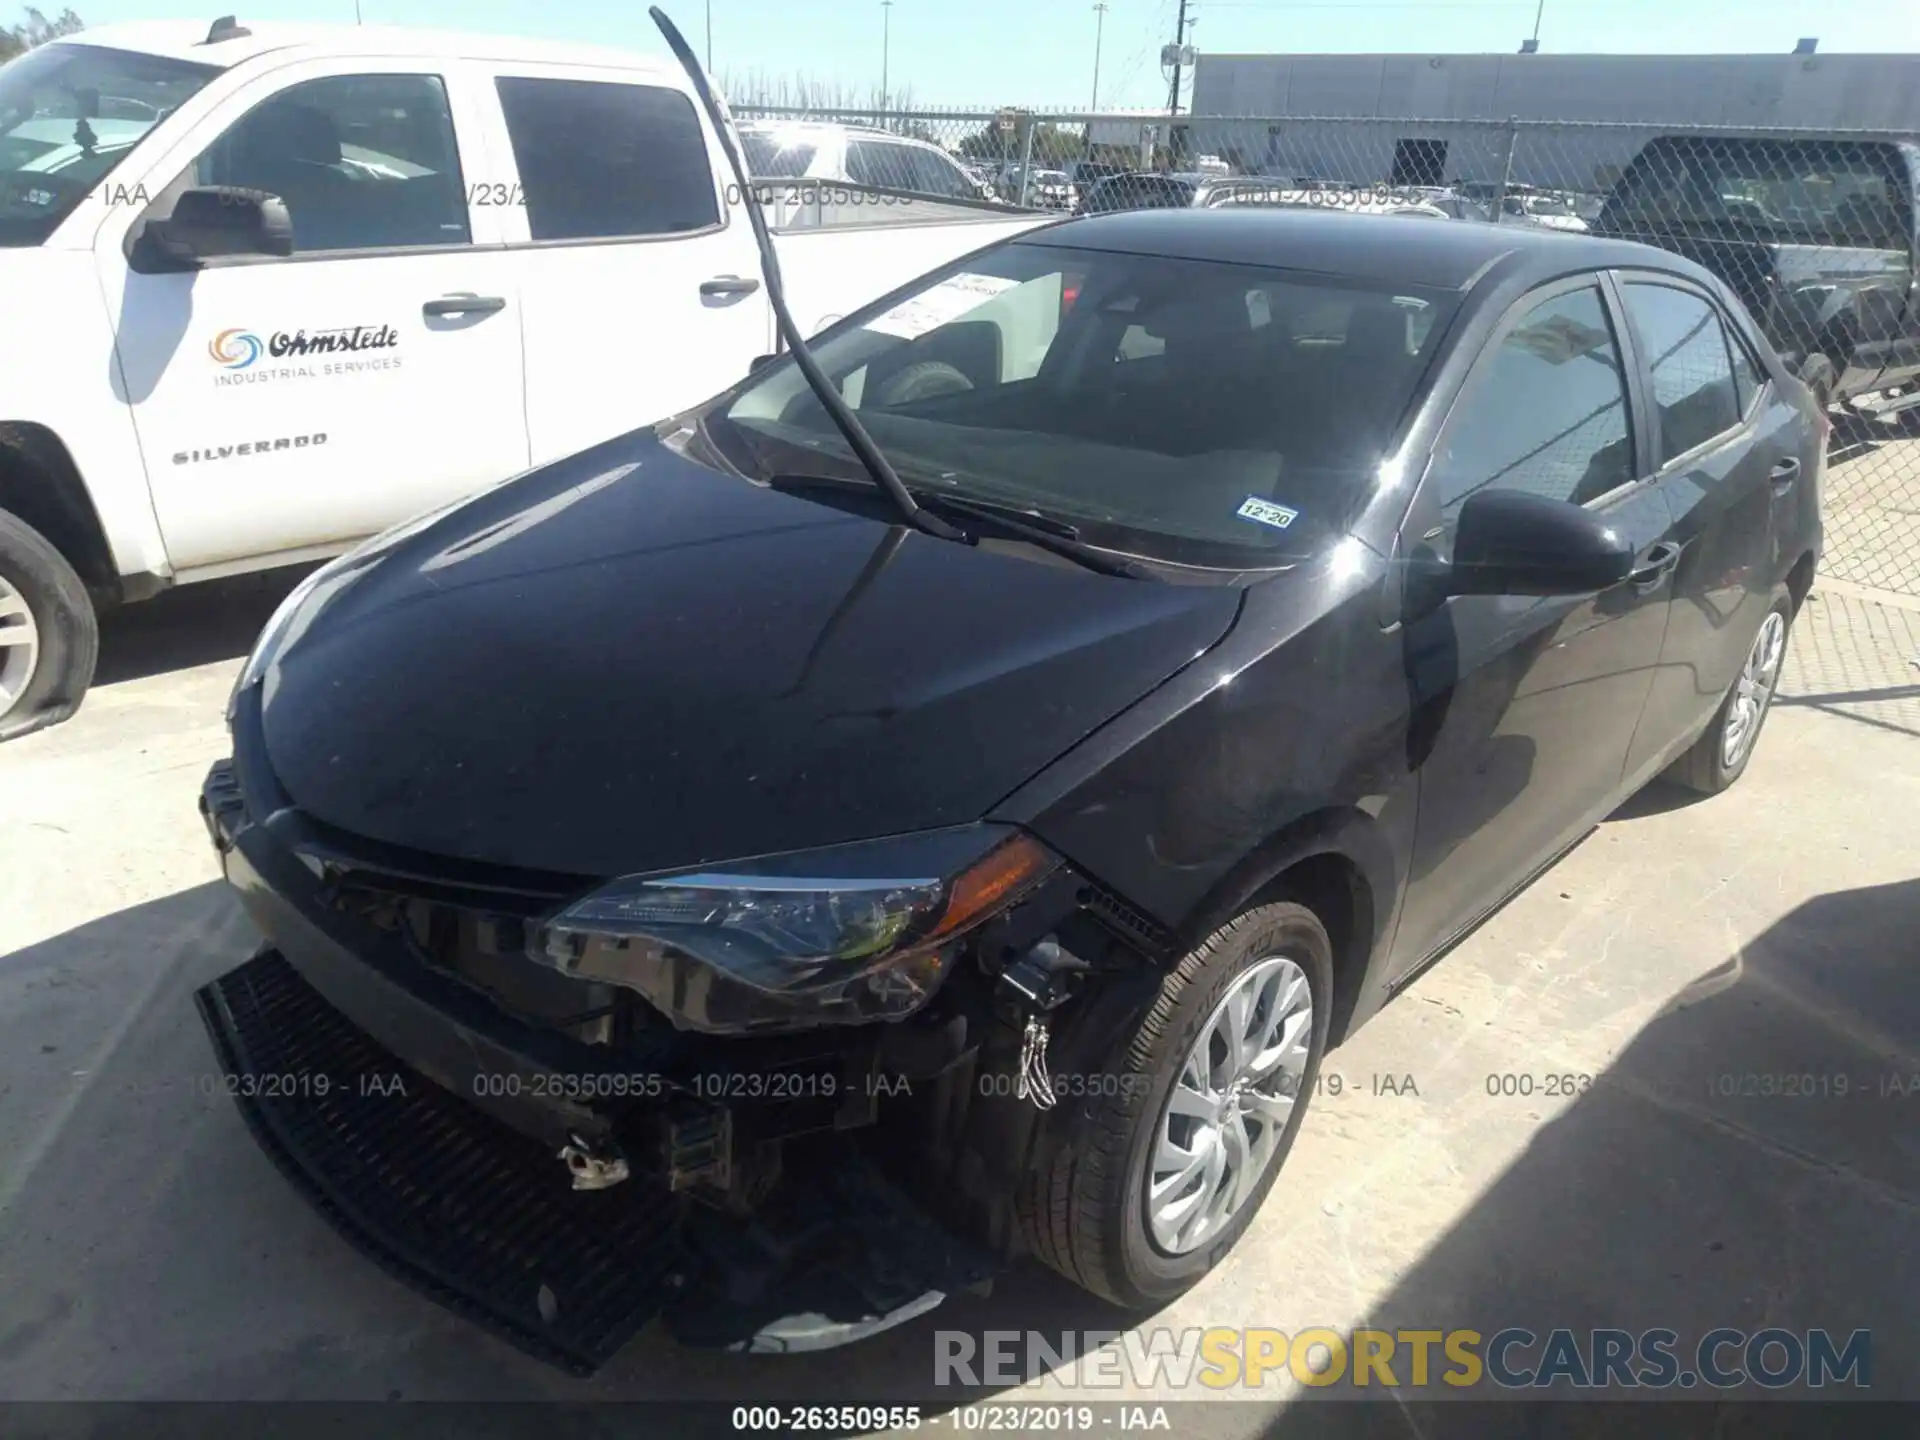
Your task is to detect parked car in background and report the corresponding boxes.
[196,207,1823,1367]
[0,22,1045,740]
[1076,172,1456,219]
[738,119,994,203]
[1592,134,1920,415]
[1500,191,1589,231]
[1022,168,1076,209]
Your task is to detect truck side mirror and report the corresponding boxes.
[141,186,295,268]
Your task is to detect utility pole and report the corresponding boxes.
[1166,0,1189,118]
[1091,2,1108,112]
[881,0,893,122]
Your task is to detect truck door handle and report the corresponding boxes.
[700,275,761,297]
[1770,456,1801,491]
[1629,541,1681,589]
[423,294,506,317]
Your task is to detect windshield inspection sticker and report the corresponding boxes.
[864,272,1020,339]
[1237,496,1300,530]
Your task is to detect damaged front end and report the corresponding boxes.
[194,696,1160,1371]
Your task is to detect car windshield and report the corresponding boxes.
[710,240,1456,569]
[0,43,218,246]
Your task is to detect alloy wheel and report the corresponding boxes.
[1147,955,1314,1255]
[1722,609,1786,771]
[0,573,40,721]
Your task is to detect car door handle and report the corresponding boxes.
[1770,456,1801,491]
[700,275,761,297]
[1629,541,1682,589]
[422,294,506,317]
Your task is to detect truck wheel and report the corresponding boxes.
[1019,900,1332,1307]
[0,507,98,741]
[1665,587,1793,796]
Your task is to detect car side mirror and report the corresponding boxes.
[1449,488,1636,596]
[142,186,294,267]
[748,352,780,374]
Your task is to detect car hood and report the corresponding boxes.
[255,431,1241,878]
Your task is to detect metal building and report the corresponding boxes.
[1191,51,1920,129]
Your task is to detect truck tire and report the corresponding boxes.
[1018,900,1332,1307]
[0,507,99,742]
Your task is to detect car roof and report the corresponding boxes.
[61,21,685,78]
[1027,206,1697,291]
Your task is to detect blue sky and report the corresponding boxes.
[46,0,1920,108]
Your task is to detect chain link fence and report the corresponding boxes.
[738,105,1920,597]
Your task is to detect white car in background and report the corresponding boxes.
[738,119,997,202]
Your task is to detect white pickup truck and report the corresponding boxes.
[0,17,1046,738]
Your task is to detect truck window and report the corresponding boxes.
[495,77,719,242]
[1621,282,1742,460]
[0,43,218,248]
[174,73,469,254]
[1603,138,1910,249]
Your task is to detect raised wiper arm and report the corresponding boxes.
[648,6,964,544]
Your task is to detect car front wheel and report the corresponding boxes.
[1020,900,1333,1307]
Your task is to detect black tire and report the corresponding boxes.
[0,506,99,742]
[874,360,974,406]
[1666,587,1793,796]
[1019,900,1334,1307]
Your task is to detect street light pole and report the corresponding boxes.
[1091,2,1108,112]
[706,0,713,69]
[881,0,893,122]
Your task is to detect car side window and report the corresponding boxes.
[1725,321,1762,417]
[906,147,976,200]
[184,73,469,253]
[845,140,904,190]
[1431,283,1636,517]
[1620,282,1742,460]
[495,77,718,241]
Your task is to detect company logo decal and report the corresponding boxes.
[208,329,264,369]
[172,434,329,465]
[208,324,401,387]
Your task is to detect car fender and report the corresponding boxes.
[0,249,169,588]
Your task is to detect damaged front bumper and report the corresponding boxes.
[194,742,1009,1370]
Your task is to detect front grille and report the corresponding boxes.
[196,951,687,1374]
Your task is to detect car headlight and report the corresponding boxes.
[530,825,1059,1034]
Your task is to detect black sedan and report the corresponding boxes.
[197,207,1823,1366]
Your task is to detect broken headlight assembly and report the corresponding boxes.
[529,825,1059,1034]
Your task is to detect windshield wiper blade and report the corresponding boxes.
[765,474,1148,579]
[649,6,964,546]
[911,492,1153,578]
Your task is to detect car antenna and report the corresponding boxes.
[648,7,965,543]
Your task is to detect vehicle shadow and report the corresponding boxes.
[1260,875,1920,1435]
[93,562,317,688]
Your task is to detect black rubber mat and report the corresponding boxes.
[196,951,686,1375]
